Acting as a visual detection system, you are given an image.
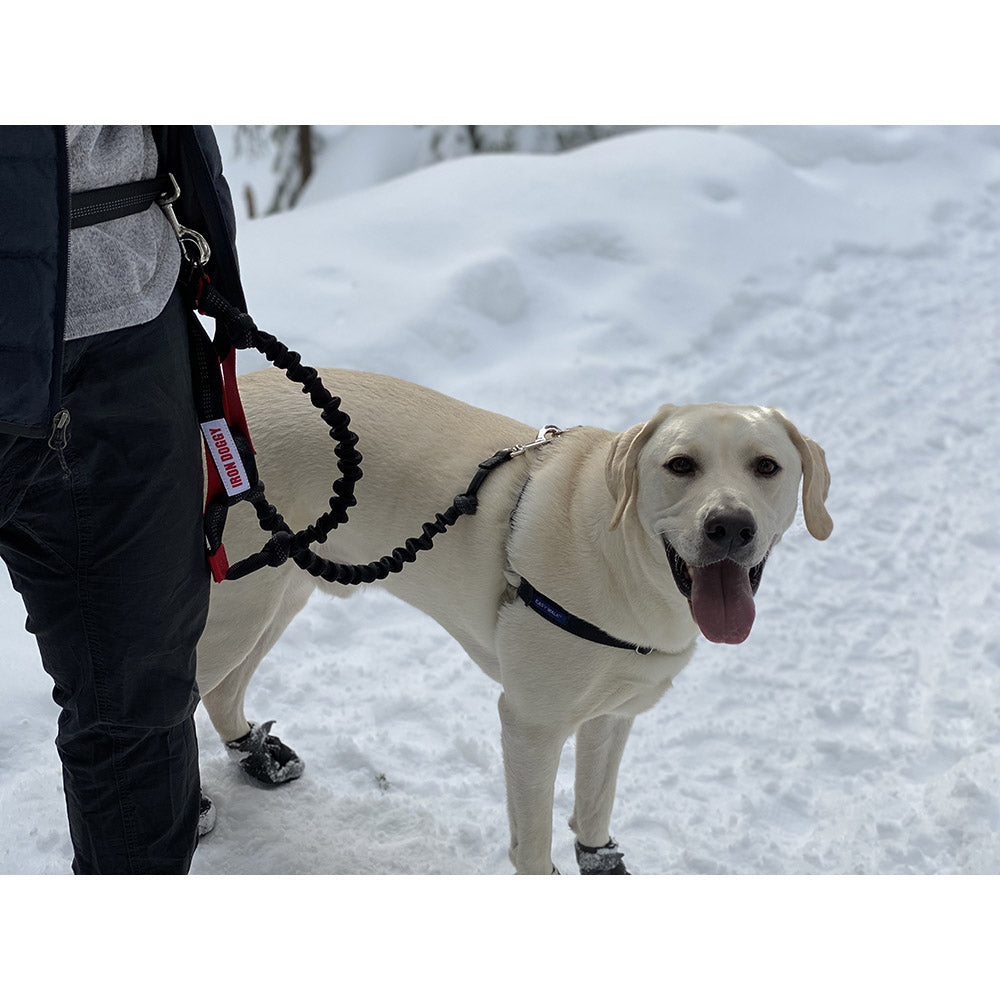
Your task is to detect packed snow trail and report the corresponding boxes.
[2,127,998,873]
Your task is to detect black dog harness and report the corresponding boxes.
[507,464,654,656]
[516,579,653,655]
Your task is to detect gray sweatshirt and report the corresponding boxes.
[66,126,182,339]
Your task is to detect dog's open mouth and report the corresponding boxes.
[664,539,767,645]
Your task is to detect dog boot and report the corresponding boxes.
[198,791,217,838]
[226,720,305,785]
[575,839,630,874]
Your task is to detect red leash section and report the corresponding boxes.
[185,269,260,583]
[201,343,255,582]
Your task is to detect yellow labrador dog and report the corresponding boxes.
[196,368,832,874]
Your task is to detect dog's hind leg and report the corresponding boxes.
[199,568,315,782]
[201,656,305,785]
[201,647,306,786]
[569,715,634,874]
[200,652,258,745]
[498,693,569,874]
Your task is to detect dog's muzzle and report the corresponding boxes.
[663,538,767,645]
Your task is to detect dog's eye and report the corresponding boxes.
[755,457,781,477]
[665,456,696,476]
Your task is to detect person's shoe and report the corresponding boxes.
[198,791,217,838]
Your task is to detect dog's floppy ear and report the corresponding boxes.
[606,405,676,531]
[773,411,833,540]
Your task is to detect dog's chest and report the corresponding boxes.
[593,644,696,718]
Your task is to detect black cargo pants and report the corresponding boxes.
[0,288,210,873]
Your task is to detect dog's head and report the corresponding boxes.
[605,403,832,645]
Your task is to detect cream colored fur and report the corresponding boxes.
[196,368,832,874]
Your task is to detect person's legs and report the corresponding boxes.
[0,288,210,873]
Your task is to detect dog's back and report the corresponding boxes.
[199,367,539,727]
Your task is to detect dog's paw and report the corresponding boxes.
[575,839,630,874]
[226,720,305,785]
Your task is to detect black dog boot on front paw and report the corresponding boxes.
[576,838,630,874]
[226,720,305,785]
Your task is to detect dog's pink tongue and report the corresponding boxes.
[689,560,756,644]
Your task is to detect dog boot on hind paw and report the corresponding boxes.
[226,720,305,785]
[575,839,630,874]
[198,791,217,838]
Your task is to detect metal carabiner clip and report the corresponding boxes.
[510,425,564,457]
[158,173,212,266]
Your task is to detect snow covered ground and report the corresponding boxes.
[2,126,999,885]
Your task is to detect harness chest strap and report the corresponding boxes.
[505,437,654,656]
[515,578,653,655]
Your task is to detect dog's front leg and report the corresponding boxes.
[569,714,634,873]
[498,693,568,874]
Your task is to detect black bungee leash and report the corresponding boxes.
[75,171,654,655]
[185,249,556,585]
[73,170,515,585]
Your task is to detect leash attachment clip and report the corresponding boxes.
[510,425,563,457]
[159,173,211,266]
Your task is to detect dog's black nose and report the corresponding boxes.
[704,510,757,553]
